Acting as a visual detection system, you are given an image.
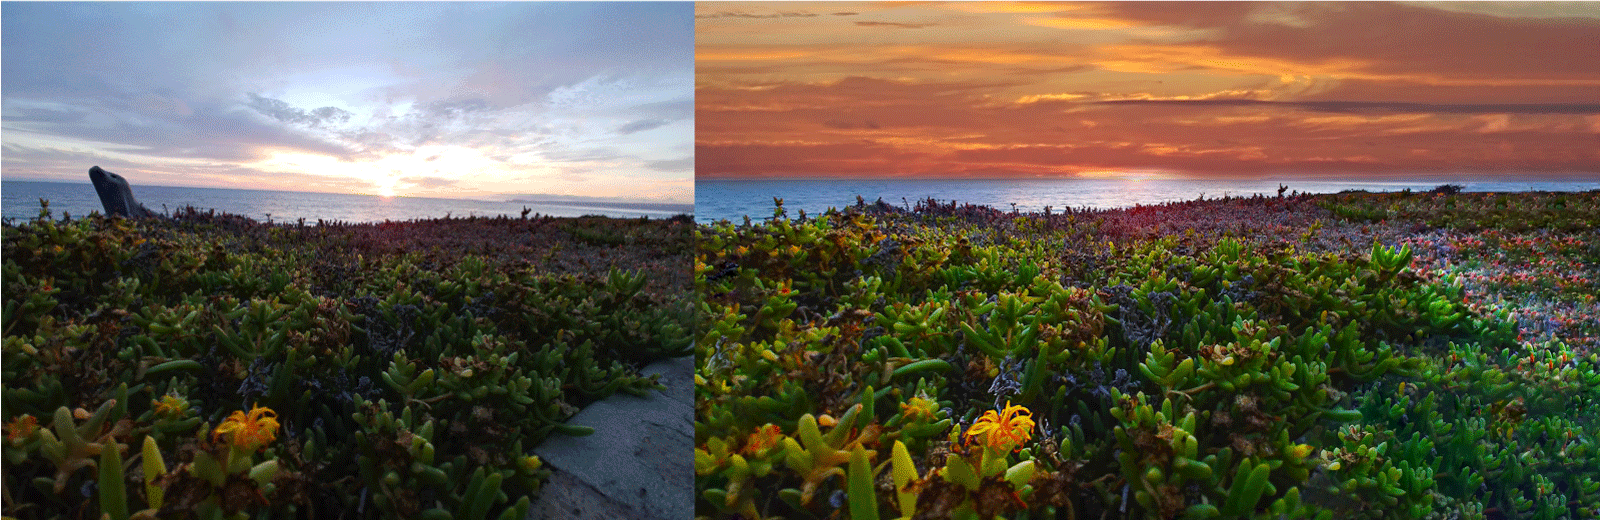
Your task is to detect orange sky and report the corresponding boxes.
[696,2,1600,179]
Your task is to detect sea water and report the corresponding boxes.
[695,178,1600,223]
[1,180,692,224]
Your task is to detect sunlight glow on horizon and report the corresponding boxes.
[1076,170,1176,182]
[250,146,513,198]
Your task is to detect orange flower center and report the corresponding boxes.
[212,404,279,452]
[964,401,1034,452]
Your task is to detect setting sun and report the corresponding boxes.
[247,146,509,198]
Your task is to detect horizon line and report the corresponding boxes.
[0,177,693,206]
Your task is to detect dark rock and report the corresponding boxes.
[88,166,160,218]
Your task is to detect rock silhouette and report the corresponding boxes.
[88,166,159,218]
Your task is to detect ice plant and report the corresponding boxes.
[213,404,279,452]
[5,414,38,443]
[690,193,1600,519]
[964,401,1035,453]
[743,423,784,457]
[962,401,1037,481]
[899,395,939,423]
[520,455,543,473]
[4,206,688,520]
[152,394,188,420]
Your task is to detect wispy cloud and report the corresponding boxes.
[855,21,938,29]
[247,93,354,128]
[1089,99,1600,115]
[697,1,1600,179]
[618,119,673,135]
[698,10,862,19]
[3,2,694,202]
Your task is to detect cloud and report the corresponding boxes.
[1093,2,1600,83]
[822,119,882,130]
[696,11,823,19]
[1,104,88,125]
[420,98,492,119]
[696,2,1599,180]
[246,93,354,127]
[1090,99,1600,115]
[617,118,673,134]
[538,146,632,165]
[644,156,694,172]
[627,98,695,120]
[0,142,145,177]
[3,3,695,203]
[0,141,385,193]
[6,95,361,164]
[696,140,940,178]
[698,74,1600,178]
[400,176,458,188]
[855,21,938,29]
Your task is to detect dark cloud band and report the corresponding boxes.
[1092,99,1600,115]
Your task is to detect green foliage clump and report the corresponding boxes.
[4,206,691,520]
[1318,190,1600,232]
[695,196,1600,520]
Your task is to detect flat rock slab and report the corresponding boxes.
[528,355,693,520]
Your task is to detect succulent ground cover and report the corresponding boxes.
[4,203,693,520]
[695,191,1600,519]
[1319,191,1600,353]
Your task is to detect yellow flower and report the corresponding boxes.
[964,401,1034,452]
[899,396,939,423]
[212,404,279,452]
[153,394,189,420]
[743,424,784,456]
[5,415,38,442]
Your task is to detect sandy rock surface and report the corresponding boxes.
[527,355,694,520]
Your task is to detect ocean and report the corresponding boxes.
[695,178,1600,223]
[2,180,692,224]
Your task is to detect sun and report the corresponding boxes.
[249,145,508,198]
[1076,169,1128,179]
[1076,169,1174,181]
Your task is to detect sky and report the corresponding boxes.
[2,2,694,203]
[697,1,1600,180]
